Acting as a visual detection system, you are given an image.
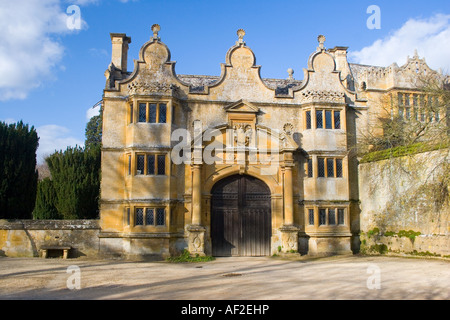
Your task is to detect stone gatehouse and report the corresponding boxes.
[97,25,448,259]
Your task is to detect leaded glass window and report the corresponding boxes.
[138,103,147,122]
[327,158,334,178]
[149,104,157,123]
[157,155,166,175]
[398,93,404,106]
[159,104,167,123]
[336,159,343,178]
[130,104,133,123]
[156,208,165,226]
[319,209,326,225]
[307,158,313,178]
[136,155,145,175]
[147,155,155,175]
[325,110,332,129]
[334,111,341,129]
[328,209,336,225]
[135,208,144,226]
[306,111,311,129]
[338,209,345,225]
[146,208,154,225]
[316,110,323,129]
[318,158,325,177]
[308,209,314,225]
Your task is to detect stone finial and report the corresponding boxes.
[317,34,326,51]
[237,29,246,45]
[151,24,161,41]
[287,68,294,80]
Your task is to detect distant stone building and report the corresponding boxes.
[99,25,448,258]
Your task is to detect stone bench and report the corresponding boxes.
[40,246,71,259]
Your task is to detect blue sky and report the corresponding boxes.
[0,0,449,163]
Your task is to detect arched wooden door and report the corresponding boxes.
[211,175,271,257]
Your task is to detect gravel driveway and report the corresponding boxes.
[0,255,449,301]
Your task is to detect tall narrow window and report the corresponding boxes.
[136,155,145,175]
[159,103,167,123]
[128,155,132,175]
[328,209,336,225]
[149,104,157,123]
[138,103,147,122]
[398,93,404,106]
[130,104,134,124]
[413,94,418,107]
[327,158,334,178]
[405,94,410,107]
[157,155,166,175]
[147,155,155,175]
[336,159,343,178]
[307,158,313,178]
[334,111,341,129]
[156,208,165,226]
[325,110,332,129]
[126,208,130,226]
[316,110,323,129]
[318,158,325,177]
[306,111,311,129]
[135,208,144,226]
[338,209,345,225]
[146,208,154,225]
[319,209,326,226]
[172,105,176,124]
[308,209,315,226]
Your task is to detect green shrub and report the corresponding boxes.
[166,249,215,263]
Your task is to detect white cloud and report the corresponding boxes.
[0,0,89,101]
[36,124,84,163]
[86,104,101,121]
[349,14,450,73]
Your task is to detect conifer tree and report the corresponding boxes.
[0,121,39,219]
[33,178,60,219]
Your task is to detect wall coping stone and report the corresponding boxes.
[0,220,100,230]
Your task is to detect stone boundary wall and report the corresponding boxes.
[360,233,450,257]
[358,148,449,257]
[0,220,100,258]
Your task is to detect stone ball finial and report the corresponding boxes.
[151,24,161,40]
[287,68,294,80]
[237,29,246,44]
[317,34,326,50]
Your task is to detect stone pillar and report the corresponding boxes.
[191,164,202,226]
[284,165,294,226]
[188,164,206,256]
[280,152,300,255]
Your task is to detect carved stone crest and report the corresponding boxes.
[283,123,294,136]
[233,123,252,147]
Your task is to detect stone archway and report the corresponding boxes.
[210,174,271,257]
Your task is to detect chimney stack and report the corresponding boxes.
[110,33,132,73]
